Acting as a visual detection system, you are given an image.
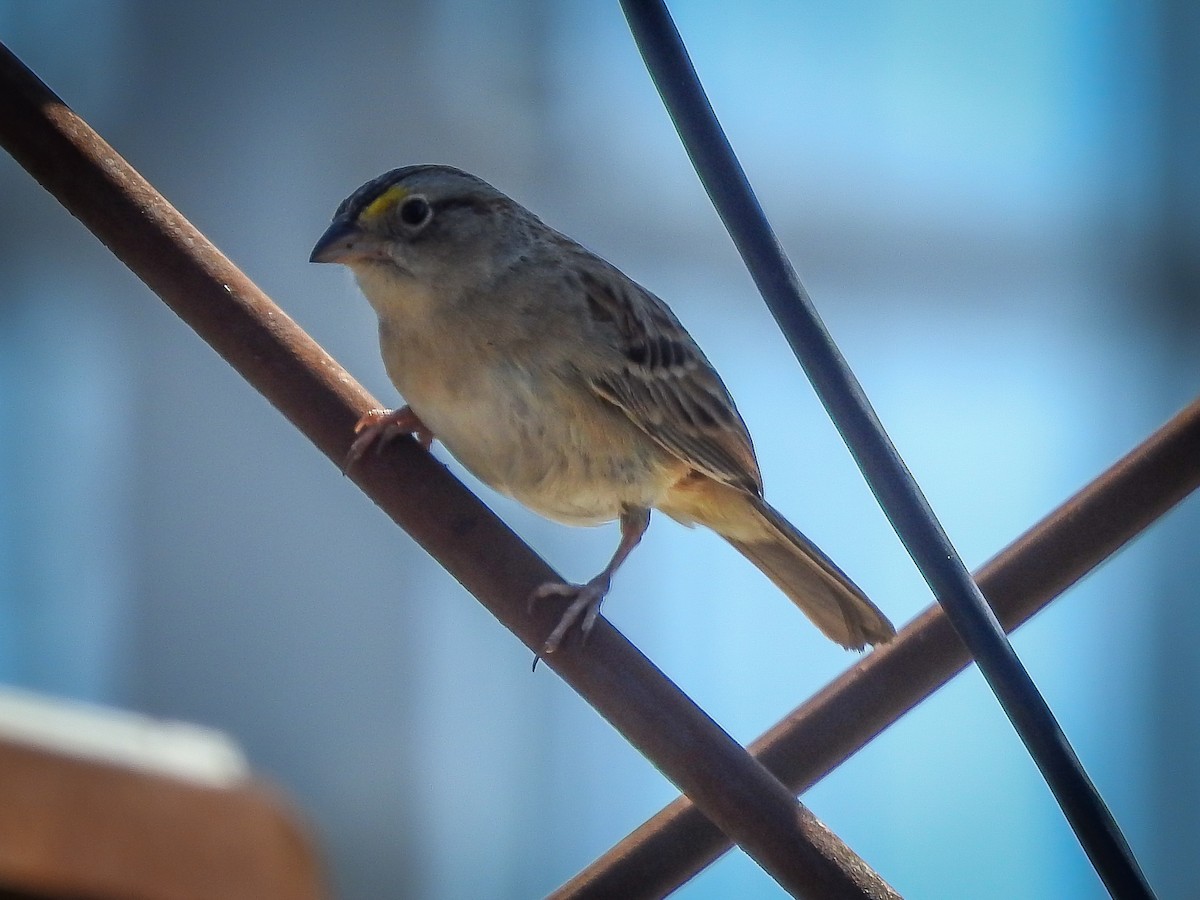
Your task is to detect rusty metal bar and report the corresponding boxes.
[0,42,898,900]
[620,2,1156,896]
[554,395,1200,897]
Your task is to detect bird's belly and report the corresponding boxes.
[403,366,679,525]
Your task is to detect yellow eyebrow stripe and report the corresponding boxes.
[360,184,409,222]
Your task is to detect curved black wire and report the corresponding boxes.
[618,2,1155,897]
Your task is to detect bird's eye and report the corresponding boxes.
[398,196,432,228]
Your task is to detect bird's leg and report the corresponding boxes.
[344,406,434,472]
[531,506,651,656]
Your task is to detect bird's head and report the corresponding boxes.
[311,165,527,297]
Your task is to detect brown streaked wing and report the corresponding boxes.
[577,263,763,495]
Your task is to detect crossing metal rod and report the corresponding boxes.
[553,395,1200,897]
[0,41,898,900]
[619,2,1156,896]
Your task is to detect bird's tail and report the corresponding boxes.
[665,482,894,649]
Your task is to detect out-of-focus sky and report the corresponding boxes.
[1,2,1197,897]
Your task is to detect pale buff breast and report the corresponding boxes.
[364,281,685,525]
[421,363,683,524]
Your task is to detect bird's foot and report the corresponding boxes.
[344,406,433,472]
[529,574,612,657]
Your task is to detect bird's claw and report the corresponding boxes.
[529,577,610,658]
[343,406,433,473]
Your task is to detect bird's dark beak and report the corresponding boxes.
[309,218,390,264]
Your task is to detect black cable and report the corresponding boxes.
[618,2,1155,897]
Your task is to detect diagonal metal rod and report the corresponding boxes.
[0,41,898,900]
[554,395,1200,897]
[620,2,1156,897]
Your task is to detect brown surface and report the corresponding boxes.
[0,738,325,900]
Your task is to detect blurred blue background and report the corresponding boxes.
[2,1,1197,897]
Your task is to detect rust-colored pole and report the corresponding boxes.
[554,395,1200,897]
[0,42,897,900]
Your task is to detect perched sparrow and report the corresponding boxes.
[311,165,894,654]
